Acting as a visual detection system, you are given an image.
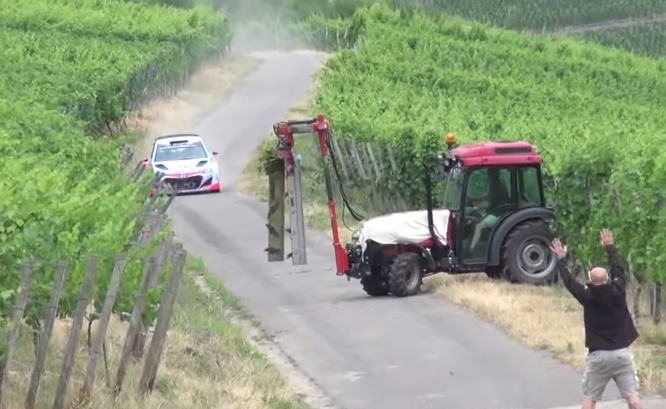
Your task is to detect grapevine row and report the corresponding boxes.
[313,4,666,285]
[0,0,228,44]
[0,0,230,328]
[581,22,666,59]
[424,0,665,30]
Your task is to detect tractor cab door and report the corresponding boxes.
[460,167,514,264]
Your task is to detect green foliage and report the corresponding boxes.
[0,0,229,43]
[258,139,278,175]
[0,0,230,133]
[0,0,230,326]
[131,0,211,8]
[293,12,365,50]
[315,4,666,283]
[124,0,380,18]
[222,0,377,21]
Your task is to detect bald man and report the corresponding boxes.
[551,229,641,409]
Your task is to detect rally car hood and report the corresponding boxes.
[355,209,450,251]
[153,158,210,173]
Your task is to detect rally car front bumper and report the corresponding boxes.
[161,172,220,193]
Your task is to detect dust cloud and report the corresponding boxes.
[220,0,314,53]
[125,1,328,157]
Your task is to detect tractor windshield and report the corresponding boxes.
[443,165,464,211]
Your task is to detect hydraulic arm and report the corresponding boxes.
[265,115,349,275]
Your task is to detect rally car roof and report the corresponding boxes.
[155,134,203,146]
[155,133,200,140]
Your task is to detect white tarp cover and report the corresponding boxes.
[358,209,449,251]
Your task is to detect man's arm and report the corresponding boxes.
[557,258,590,305]
[605,245,628,290]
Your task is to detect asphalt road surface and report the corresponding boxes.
[170,52,632,409]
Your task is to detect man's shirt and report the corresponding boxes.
[556,245,639,353]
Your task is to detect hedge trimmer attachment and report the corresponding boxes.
[265,115,350,275]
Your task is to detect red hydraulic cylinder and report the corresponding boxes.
[273,115,350,275]
[313,115,349,275]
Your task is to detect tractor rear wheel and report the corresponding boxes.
[501,220,558,285]
[388,253,424,297]
[361,276,389,296]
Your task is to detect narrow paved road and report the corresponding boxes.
[171,52,620,409]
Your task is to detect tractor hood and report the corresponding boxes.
[354,209,450,252]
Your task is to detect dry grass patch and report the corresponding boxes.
[425,273,666,395]
[2,257,307,409]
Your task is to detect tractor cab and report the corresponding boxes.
[438,138,550,273]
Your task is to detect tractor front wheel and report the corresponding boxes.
[501,220,558,285]
[388,253,424,297]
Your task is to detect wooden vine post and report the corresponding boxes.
[0,259,35,408]
[52,256,99,409]
[653,284,662,325]
[139,249,187,394]
[25,262,68,409]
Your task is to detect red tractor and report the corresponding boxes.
[272,117,558,297]
[344,135,558,297]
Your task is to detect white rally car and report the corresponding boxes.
[145,134,220,193]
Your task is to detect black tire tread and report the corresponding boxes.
[501,219,556,286]
[388,253,423,297]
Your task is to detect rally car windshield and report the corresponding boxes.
[154,143,207,162]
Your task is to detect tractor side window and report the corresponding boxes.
[517,166,542,207]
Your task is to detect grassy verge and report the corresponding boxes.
[184,256,309,409]
[235,65,666,396]
[3,256,308,409]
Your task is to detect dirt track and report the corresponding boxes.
[536,13,666,35]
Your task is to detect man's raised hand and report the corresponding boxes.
[550,238,567,259]
[600,228,614,247]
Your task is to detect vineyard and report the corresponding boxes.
[421,0,666,30]
[0,0,230,362]
[581,21,666,59]
[309,4,666,289]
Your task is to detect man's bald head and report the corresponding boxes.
[589,267,609,285]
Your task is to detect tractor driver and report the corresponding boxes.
[469,168,511,252]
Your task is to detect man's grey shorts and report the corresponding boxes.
[582,348,639,401]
